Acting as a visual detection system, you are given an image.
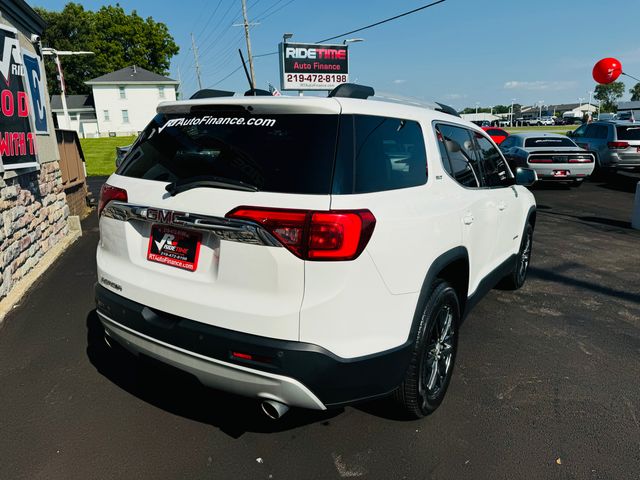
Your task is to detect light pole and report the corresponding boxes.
[538,100,544,119]
[343,38,364,45]
[41,48,94,130]
[475,102,480,114]
[588,90,593,107]
[510,98,516,127]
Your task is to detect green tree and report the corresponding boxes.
[594,81,625,112]
[630,83,640,101]
[36,3,179,95]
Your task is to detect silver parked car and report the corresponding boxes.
[567,121,640,173]
[499,133,595,186]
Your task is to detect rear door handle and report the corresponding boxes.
[463,214,474,225]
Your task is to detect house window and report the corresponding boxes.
[122,110,129,123]
[103,110,110,121]
[119,86,126,99]
[158,86,165,98]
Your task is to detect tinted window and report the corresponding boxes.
[500,136,516,149]
[437,124,481,188]
[473,133,513,187]
[584,124,608,139]
[119,113,339,194]
[571,124,588,137]
[486,129,507,137]
[616,125,640,140]
[350,115,427,193]
[524,137,576,148]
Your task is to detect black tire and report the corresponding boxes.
[394,280,460,419]
[571,179,584,188]
[500,223,533,290]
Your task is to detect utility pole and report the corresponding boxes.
[191,33,203,90]
[177,66,183,100]
[241,0,256,89]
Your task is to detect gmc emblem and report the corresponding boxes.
[145,208,185,224]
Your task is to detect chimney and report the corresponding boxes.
[133,65,137,74]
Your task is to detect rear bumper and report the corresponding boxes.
[95,285,412,409]
[528,163,594,180]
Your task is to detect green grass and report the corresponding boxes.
[504,125,574,135]
[80,136,137,176]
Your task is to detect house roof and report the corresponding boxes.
[85,65,178,85]
[50,94,95,112]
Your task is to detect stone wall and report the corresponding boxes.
[0,162,69,300]
[0,7,72,304]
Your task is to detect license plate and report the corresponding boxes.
[147,225,202,271]
[552,170,570,177]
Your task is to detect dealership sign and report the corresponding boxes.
[0,23,39,171]
[279,42,349,91]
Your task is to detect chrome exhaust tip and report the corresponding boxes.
[261,400,290,420]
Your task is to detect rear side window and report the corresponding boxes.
[333,115,427,194]
[119,113,339,194]
[473,133,513,187]
[436,124,481,188]
[524,137,576,148]
[616,125,640,140]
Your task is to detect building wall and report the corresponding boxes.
[0,10,70,301]
[92,84,177,135]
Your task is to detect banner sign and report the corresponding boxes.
[0,23,38,171]
[279,42,349,91]
[22,50,48,135]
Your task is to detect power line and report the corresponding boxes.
[256,0,296,21]
[253,0,447,58]
[317,0,446,43]
[194,0,224,41]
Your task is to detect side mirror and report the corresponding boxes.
[566,131,573,137]
[515,167,537,186]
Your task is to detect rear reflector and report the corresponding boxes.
[226,207,376,261]
[608,141,630,149]
[98,184,128,216]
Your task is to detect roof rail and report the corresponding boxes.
[328,83,375,100]
[434,102,460,117]
[190,89,235,100]
[244,88,272,96]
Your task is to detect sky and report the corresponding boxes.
[32,0,640,109]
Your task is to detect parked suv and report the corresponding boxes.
[568,121,640,172]
[95,86,537,420]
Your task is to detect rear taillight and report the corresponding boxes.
[568,156,593,163]
[98,184,128,216]
[528,157,553,163]
[226,207,376,261]
[608,141,629,149]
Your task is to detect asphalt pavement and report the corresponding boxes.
[1,174,639,480]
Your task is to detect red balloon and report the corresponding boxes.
[593,57,622,84]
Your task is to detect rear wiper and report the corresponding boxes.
[165,175,259,196]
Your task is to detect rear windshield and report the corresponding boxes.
[524,137,576,148]
[616,125,640,140]
[118,112,339,194]
[486,129,507,137]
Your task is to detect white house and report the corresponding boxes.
[83,65,178,137]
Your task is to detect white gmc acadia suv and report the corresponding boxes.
[95,84,537,420]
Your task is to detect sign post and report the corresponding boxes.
[279,42,349,92]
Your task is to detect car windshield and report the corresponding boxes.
[524,137,576,148]
[118,112,340,194]
[616,125,640,140]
